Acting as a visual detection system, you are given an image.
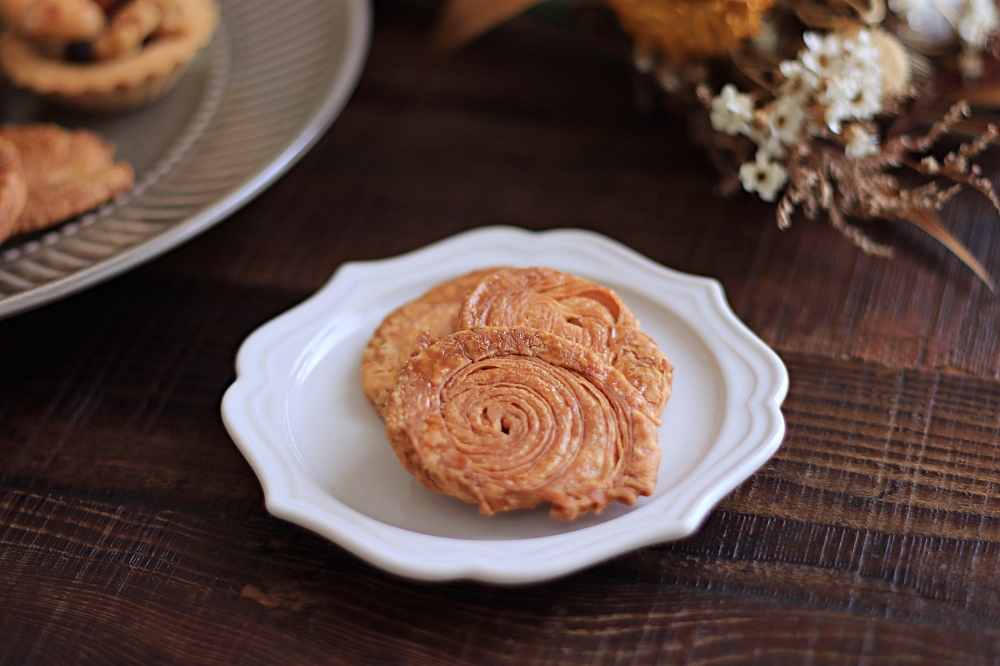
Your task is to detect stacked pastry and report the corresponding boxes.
[362,267,673,520]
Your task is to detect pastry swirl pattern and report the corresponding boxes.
[459,267,673,414]
[361,268,496,415]
[384,327,661,520]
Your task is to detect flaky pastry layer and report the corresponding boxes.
[361,268,497,415]
[460,267,673,414]
[384,327,661,520]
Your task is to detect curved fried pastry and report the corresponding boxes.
[361,268,498,415]
[459,267,673,414]
[384,327,661,520]
[0,137,28,244]
[0,123,134,235]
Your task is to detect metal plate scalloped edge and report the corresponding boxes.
[0,0,372,321]
[221,226,789,584]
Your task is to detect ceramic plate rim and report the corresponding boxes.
[221,226,789,584]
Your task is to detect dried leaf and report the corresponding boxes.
[899,208,997,291]
[431,0,545,55]
[937,81,1000,109]
[829,206,894,257]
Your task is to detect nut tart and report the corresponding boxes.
[0,0,219,111]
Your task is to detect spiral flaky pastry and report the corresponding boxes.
[361,269,497,415]
[459,267,673,415]
[384,327,661,520]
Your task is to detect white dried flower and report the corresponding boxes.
[739,151,788,201]
[800,31,843,83]
[958,0,999,47]
[845,125,880,158]
[849,29,876,57]
[749,127,786,160]
[768,95,806,145]
[784,29,883,133]
[710,84,754,136]
[779,59,804,80]
[822,77,882,132]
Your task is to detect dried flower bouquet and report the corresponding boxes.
[436,0,1000,288]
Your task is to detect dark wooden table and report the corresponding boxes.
[4,2,1000,663]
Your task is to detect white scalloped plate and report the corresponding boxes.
[221,227,788,583]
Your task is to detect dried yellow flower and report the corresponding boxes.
[607,0,776,60]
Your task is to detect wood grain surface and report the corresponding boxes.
[3,2,1000,664]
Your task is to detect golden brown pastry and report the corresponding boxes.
[0,137,28,244]
[384,327,661,520]
[2,0,106,43]
[0,123,134,235]
[0,0,218,111]
[94,0,165,60]
[361,268,497,415]
[459,267,673,415]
